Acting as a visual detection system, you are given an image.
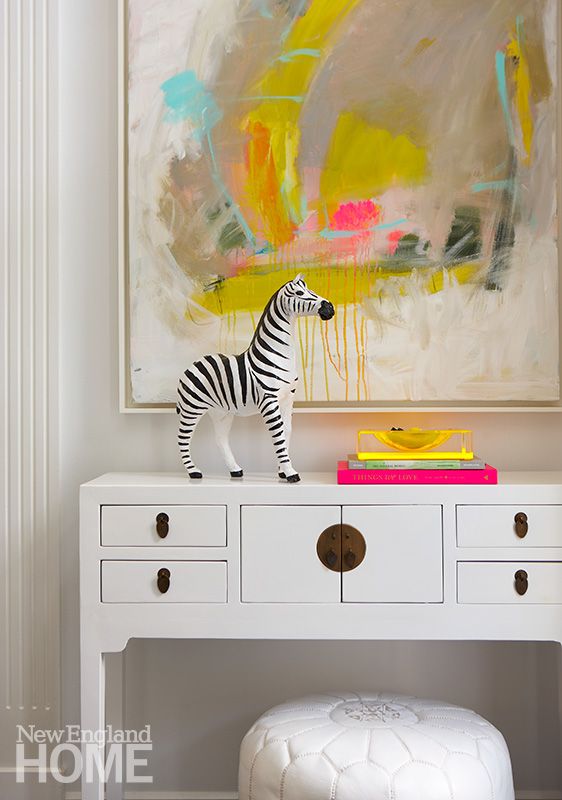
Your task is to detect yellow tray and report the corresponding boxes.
[357,428,474,460]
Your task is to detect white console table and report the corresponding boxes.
[80,472,562,800]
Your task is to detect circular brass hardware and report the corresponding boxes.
[341,525,366,573]
[514,512,528,539]
[316,525,366,572]
[317,525,342,572]
[156,512,170,539]
[157,567,171,594]
[514,569,528,596]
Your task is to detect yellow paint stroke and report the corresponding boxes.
[242,0,362,243]
[360,317,368,398]
[192,261,482,316]
[403,36,436,68]
[320,320,331,400]
[321,113,427,216]
[297,317,309,399]
[506,29,533,163]
[309,316,317,399]
[352,267,361,399]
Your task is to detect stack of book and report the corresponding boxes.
[337,429,497,485]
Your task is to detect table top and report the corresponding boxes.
[82,471,562,488]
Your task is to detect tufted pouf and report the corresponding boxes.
[239,692,515,800]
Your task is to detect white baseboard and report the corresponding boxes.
[61,791,562,800]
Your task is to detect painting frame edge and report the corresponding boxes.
[118,0,562,414]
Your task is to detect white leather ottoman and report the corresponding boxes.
[239,692,515,800]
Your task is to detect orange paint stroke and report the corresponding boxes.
[320,321,331,401]
[244,121,295,246]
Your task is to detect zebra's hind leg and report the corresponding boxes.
[178,409,206,478]
[208,409,243,477]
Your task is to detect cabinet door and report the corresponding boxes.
[342,506,443,603]
[241,506,341,602]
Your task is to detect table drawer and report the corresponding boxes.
[457,561,562,604]
[457,505,562,548]
[101,561,227,603]
[101,505,226,547]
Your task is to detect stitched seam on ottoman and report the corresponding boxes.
[265,722,334,745]
[278,750,334,800]
[391,759,454,800]
[248,739,289,800]
[476,738,496,800]
[422,722,482,739]
[401,723,449,755]
[331,757,392,800]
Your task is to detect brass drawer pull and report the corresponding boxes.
[317,525,342,572]
[157,567,171,594]
[341,524,366,573]
[316,525,366,573]
[514,569,528,596]
[514,512,528,539]
[156,512,169,539]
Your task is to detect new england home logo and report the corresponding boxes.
[16,724,153,784]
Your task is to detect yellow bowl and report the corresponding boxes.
[374,429,453,452]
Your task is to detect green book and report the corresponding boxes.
[347,454,486,470]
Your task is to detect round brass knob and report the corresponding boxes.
[156,512,169,539]
[157,567,171,594]
[514,512,528,539]
[514,569,528,596]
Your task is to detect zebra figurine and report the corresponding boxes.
[177,274,335,483]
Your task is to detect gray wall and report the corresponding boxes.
[59,0,562,793]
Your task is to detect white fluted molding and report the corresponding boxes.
[0,0,59,760]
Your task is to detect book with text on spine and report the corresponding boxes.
[347,455,486,470]
[337,461,498,485]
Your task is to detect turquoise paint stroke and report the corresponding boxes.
[275,48,321,63]
[516,15,525,46]
[254,0,273,18]
[205,125,256,248]
[161,70,222,138]
[241,95,305,103]
[320,218,407,240]
[281,0,308,42]
[471,179,514,193]
[495,51,515,145]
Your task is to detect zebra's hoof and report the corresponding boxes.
[230,470,243,478]
[188,471,203,479]
[286,473,301,483]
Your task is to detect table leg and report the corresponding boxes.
[106,652,125,800]
[558,643,562,790]
[80,643,106,800]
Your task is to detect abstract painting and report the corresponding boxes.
[125,0,559,406]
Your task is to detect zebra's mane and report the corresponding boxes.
[249,286,283,346]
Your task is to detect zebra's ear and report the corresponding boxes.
[293,273,304,284]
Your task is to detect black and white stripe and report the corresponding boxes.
[177,275,334,482]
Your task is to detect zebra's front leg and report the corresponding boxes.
[259,395,299,483]
[208,409,243,477]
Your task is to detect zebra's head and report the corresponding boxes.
[280,274,335,320]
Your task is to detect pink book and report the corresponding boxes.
[337,461,498,485]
